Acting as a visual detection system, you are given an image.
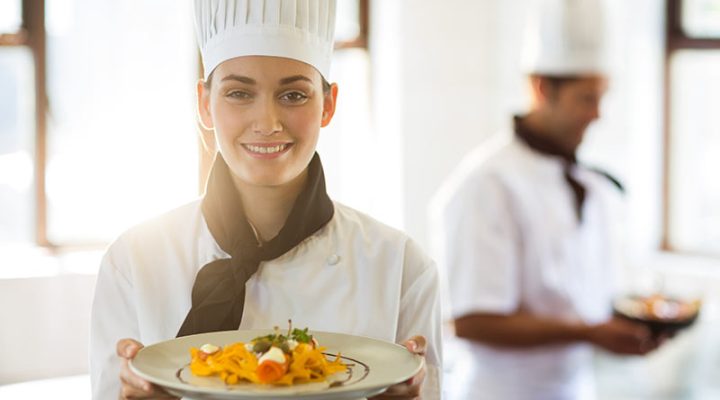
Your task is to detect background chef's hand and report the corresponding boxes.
[117,338,180,400]
[370,336,426,400]
[586,318,658,355]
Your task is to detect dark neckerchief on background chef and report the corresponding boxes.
[514,115,623,223]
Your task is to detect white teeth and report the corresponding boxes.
[245,144,287,154]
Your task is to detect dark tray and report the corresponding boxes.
[613,296,700,339]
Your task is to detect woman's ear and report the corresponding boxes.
[198,124,216,153]
[197,79,214,130]
[320,83,339,128]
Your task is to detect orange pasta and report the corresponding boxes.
[189,327,347,386]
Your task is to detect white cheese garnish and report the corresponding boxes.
[258,346,286,364]
[200,344,220,354]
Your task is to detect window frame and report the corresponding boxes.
[0,0,48,247]
[663,0,720,253]
[334,0,369,50]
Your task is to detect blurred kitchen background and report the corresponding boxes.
[2,0,720,398]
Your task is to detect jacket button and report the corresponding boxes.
[327,254,341,266]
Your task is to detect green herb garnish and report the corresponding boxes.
[250,320,314,354]
[291,327,313,343]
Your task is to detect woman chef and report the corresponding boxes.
[431,0,658,399]
[90,1,442,399]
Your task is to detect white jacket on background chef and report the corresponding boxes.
[431,1,657,399]
[90,1,442,399]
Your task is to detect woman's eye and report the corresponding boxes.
[227,90,252,100]
[280,91,308,103]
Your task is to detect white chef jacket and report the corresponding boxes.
[431,134,623,400]
[90,200,442,400]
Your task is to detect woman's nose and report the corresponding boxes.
[251,101,283,136]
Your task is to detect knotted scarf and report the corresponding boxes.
[177,152,334,337]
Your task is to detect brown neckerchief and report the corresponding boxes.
[514,115,587,223]
[177,152,334,337]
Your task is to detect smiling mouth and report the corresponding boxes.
[242,143,291,154]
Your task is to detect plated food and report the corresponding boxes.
[189,326,347,386]
[613,294,701,337]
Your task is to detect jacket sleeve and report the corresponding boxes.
[397,238,444,399]
[432,172,522,320]
[89,239,140,400]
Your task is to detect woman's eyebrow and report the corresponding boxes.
[221,74,256,84]
[279,75,312,85]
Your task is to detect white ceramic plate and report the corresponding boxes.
[130,330,423,400]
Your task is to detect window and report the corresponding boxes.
[682,0,720,38]
[1,1,34,244]
[664,0,720,254]
[335,0,363,44]
[0,46,34,243]
[44,0,198,245]
[315,0,376,215]
[2,0,198,248]
[0,1,22,32]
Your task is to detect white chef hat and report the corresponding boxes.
[194,0,336,80]
[522,0,611,76]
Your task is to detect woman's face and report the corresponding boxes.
[197,56,337,188]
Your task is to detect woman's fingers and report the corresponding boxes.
[116,338,179,399]
[117,339,152,392]
[117,339,152,391]
[119,380,178,400]
[118,358,179,399]
[117,338,144,359]
[373,376,422,399]
[403,335,427,356]
[119,358,152,392]
[370,336,427,399]
[119,354,155,399]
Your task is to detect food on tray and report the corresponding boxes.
[189,323,347,386]
[614,294,701,321]
[613,294,701,337]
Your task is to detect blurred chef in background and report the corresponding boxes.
[431,0,662,399]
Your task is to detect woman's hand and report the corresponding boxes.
[370,335,427,399]
[117,338,180,400]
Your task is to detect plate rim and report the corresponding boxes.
[129,329,424,398]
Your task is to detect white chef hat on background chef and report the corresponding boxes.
[522,0,612,76]
[194,0,336,80]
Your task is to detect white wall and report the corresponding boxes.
[0,273,96,384]
[373,0,529,247]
